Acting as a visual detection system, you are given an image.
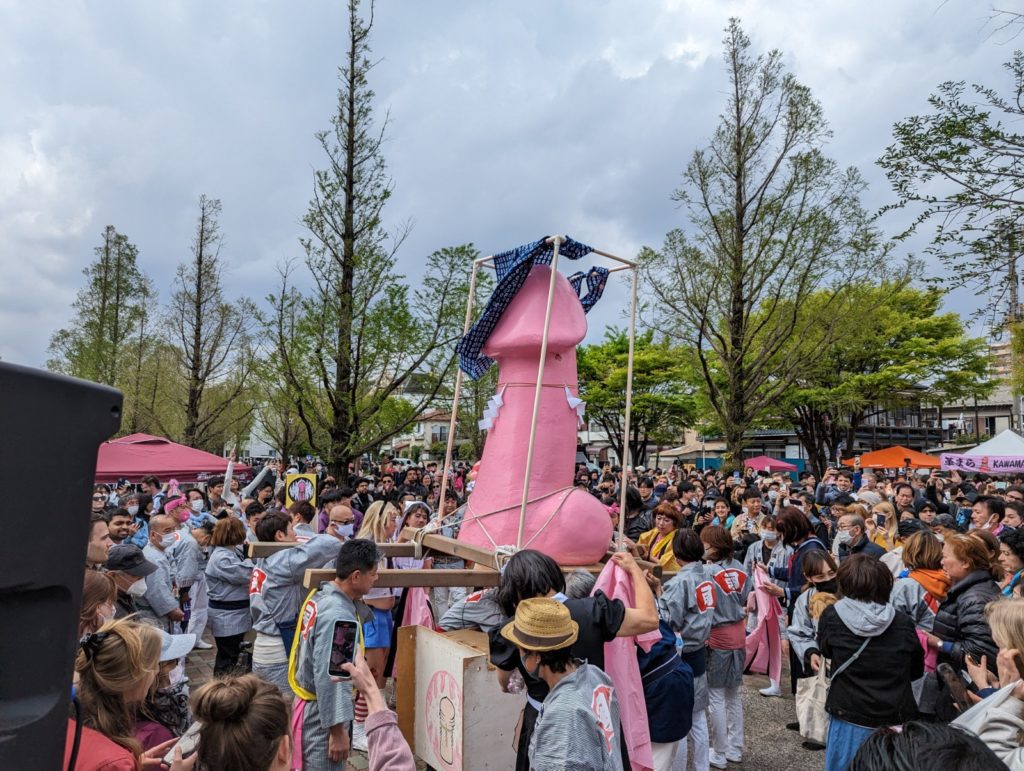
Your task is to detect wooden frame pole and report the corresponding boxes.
[517,236,563,549]
[437,261,480,516]
[616,267,639,549]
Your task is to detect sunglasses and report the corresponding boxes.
[92,495,107,502]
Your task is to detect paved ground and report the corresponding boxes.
[185,635,823,771]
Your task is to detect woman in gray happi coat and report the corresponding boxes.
[205,517,255,675]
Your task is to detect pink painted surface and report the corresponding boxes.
[425,669,463,769]
[459,265,612,564]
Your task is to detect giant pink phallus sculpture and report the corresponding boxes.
[457,265,612,564]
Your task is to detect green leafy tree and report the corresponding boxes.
[640,19,896,470]
[578,329,696,467]
[785,284,995,476]
[270,1,474,476]
[878,52,1024,297]
[48,225,150,385]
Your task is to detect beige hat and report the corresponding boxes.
[500,597,579,652]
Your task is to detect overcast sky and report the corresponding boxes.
[0,0,1016,368]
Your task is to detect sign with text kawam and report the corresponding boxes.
[940,454,1024,473]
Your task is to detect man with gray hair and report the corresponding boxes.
[834,512,886,563]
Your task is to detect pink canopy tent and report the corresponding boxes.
[744,455,798,473]
[95,433,249,484]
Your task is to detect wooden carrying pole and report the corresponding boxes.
[304,564,674,590]
[517,236,563,549]
[247,541,418,559]
[436,261,480,518]
[617,267,639,549]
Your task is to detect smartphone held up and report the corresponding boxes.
[329,619,359,678]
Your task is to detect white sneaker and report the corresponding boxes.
[351,721,368,752]
[727,754,743,763]
[759,683,783,697]
[709,751,728,769]
[193,639,213,650]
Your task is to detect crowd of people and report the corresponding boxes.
[68,457,1024,770]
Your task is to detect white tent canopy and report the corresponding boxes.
[964,429,1024,456]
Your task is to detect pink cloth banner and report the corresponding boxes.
[941,453,1024,473]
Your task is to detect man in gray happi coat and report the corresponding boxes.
[292,538,380,770]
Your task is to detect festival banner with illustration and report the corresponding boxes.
[940,454,1024,473]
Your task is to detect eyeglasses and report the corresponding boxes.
[92,495,107,502]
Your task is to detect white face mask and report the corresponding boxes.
[332,523,354,538]
[127,579,148,597]
[97,604,115,625]
[160,533,177,550]
[190,500,204,513]
[834,529,853,545]
[127,505,139,516]
[760,530,778,542]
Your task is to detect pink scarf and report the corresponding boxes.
[290,697,306,770]
[401,587,436,630]
[744,569,782,685]
[593,562,661,771]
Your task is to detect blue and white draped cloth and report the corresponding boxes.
[456,236,609,380]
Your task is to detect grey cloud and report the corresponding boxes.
[0,0,1009,366]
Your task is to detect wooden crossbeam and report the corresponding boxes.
[302,565,676,590]
[397,528,662,576]
[303,568,501,590]
[247,541,417,559]
[398,527,503,570]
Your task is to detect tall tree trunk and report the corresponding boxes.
[93,227,113,384]
[328,4,361,478]
[184,209,208,446]
[109,237,124,386]
[129,310,148,434]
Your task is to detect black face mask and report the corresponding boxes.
[812,579,838,594]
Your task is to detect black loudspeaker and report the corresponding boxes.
[0,362,121,770]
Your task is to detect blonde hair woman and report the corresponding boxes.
[66,619,175,768]
[352,500,401,751]
[357,500,400,543]
[959,599,1024,768]
[868,502,898,551]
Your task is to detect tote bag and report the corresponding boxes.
[795,666,829,745]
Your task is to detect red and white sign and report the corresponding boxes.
[591,684,616,753]
[249,567,267,596]
[695,581,717,613]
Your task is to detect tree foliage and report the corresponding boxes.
[785,284,995,476]
[270,1,474,475]
[167,195,256,449]
[578,329,696,467]
[878,52,1024,296]
[48,226,150,386]
[640,19,898,469]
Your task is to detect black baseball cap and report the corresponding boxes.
[105,544,157,577]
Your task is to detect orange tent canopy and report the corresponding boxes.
[841,445,940,470]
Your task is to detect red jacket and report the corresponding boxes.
[64,720,139,771]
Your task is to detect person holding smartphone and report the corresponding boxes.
[289,539,382,769]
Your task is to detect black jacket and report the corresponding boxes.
[838,535,886,562]
[114,588,137,619]
[932,569,1000,671]
[817,606,923,727]
[624,510,652,542]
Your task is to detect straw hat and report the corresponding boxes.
[500,597,580,652]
